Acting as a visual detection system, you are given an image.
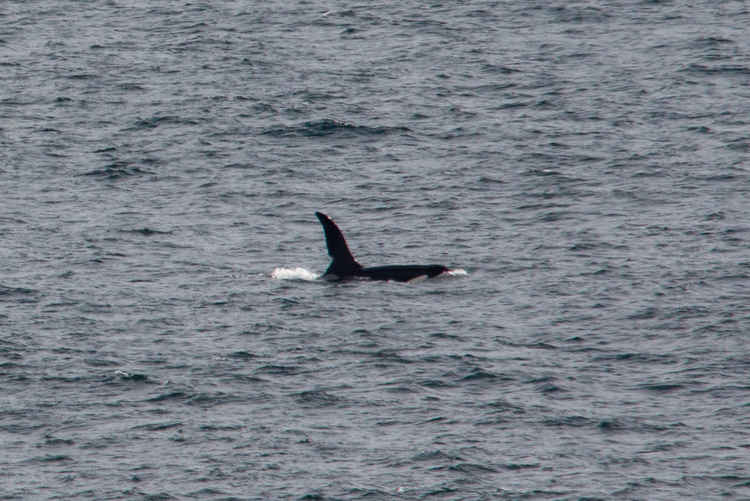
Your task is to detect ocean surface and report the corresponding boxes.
[2,1,749,499]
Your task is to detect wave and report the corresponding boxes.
[261,119,410,138]
[81,161,153,180]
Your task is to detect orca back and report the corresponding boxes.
[359,264,448,282]
[315,212,450,282]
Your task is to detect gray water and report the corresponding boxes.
[2,1,749,499]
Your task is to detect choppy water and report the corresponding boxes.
[2,1,750,499]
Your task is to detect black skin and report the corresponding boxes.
[315,212,449,282]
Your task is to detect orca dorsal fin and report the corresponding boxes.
[315,212,362,278]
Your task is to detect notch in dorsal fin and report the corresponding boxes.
[315,212,362,278]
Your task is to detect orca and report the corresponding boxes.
[315,212,449,282]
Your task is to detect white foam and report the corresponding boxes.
[447,268,468,276]
[271,267,320,281]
